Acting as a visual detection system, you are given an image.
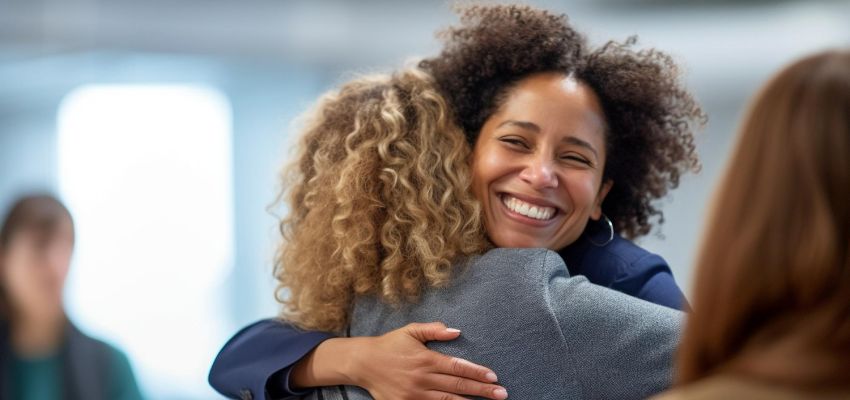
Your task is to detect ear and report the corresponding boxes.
[591,179,613,220]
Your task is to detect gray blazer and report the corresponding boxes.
[306,248,683,400]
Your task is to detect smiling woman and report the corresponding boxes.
[423,6,705,242]
[414,4,705,312]
[472,72,611,250]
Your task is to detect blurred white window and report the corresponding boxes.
[57,85,234,399]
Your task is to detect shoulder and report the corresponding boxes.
[604,237,688,308]
[66,323,116,363]
[569,235,688,310]
[608,236,672,281]
[595,234,665,269]
[572,234,669,282]
[458,248,569,286]
[472,247,560,265]
[65,322,140,390]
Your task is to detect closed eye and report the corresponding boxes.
[499,137,531,150]
[561,154,592,166]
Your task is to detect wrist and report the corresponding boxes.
[320,337,360,386]
[291,337,365,388]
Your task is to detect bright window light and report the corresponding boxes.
[58,85,234,399]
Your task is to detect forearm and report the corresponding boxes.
[289,337,366,389]
[208,319,335,398]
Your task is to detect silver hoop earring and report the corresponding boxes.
[588,214,614,247]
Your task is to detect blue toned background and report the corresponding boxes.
[1,0,848,398]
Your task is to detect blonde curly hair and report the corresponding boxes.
[274,69,490,333]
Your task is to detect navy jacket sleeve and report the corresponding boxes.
[208,319,334,400]
[611,253,690,311]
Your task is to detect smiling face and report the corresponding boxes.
[471,72,612,250]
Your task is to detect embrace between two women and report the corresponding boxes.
[209,5,850,400]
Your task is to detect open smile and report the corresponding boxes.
[498,193,561,223]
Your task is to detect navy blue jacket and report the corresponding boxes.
[208,231,687,400]
[559,233,687,311]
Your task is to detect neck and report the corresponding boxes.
[10,306,66,358]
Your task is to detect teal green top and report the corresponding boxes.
[10,352,61,400]
[9,346,144,400]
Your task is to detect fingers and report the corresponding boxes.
[424,374,508,400]
[435,354,499,384]
[404,322,461,342]
[392,322,506,399]
[421,393,469,400]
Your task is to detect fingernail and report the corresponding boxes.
[494,388,508,399]
[486,371,498,382]
[446,328,461,333]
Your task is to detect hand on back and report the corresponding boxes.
[350,322,508,400]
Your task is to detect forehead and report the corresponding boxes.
[8,218,74,246]
[496,73,606,138]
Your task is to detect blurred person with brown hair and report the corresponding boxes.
[653,50,850,399]
[0,194,143,400]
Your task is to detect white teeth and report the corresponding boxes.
[501,195,556,221]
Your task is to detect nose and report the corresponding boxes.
[518,153,558,189]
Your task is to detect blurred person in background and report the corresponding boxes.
[0,194,143,400]
[653,50,850,400]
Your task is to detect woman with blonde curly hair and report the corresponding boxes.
[211,4,700,399]
[275,68,489,333]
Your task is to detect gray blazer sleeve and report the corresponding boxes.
[541,250,683,400]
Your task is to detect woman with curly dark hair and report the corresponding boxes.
[210,5,702,400]
[421,5,702,310]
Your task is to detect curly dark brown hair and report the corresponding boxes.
[420,4,705,239]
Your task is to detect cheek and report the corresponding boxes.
[54,260,71,285]
[471,149,492,195]
[49,248,73,276]
[471,145,507,237]
[3,259,37,296]
[563,171,602,210]
[472,146,512,189]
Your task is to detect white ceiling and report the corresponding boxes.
[0,0,848,107]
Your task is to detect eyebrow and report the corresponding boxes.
[496,119,599,158]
